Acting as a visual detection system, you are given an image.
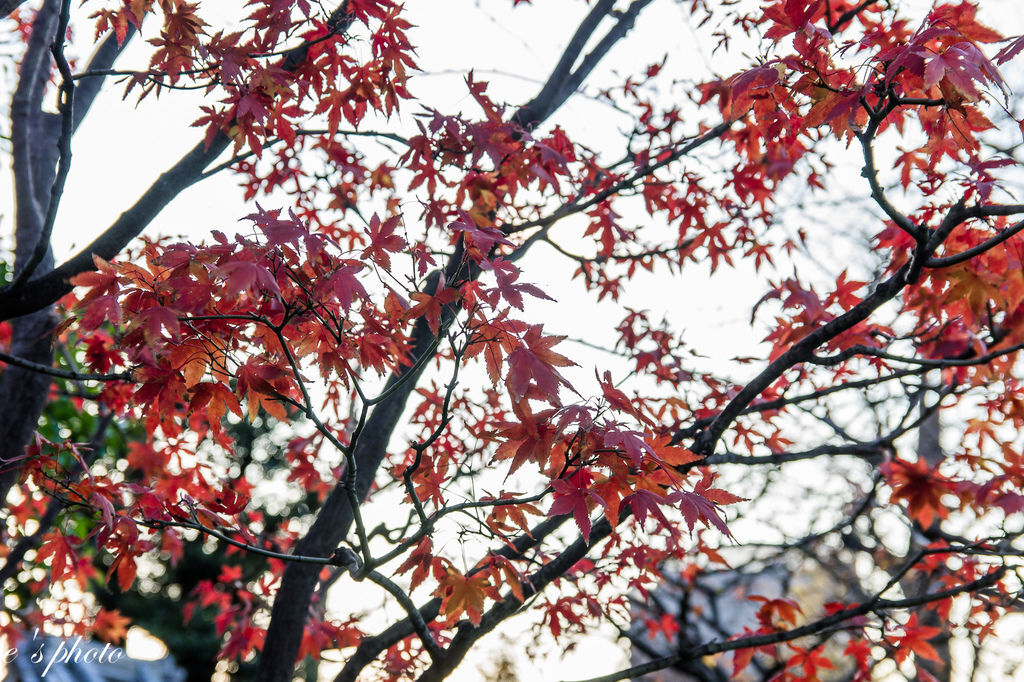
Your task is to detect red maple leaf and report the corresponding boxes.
[882,457,951,528]
[505,325,574,403]
[548,469,606,540]
[361,213,407,269]
[894,614,944,664]
[36,532,79,582]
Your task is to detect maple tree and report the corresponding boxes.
[1,0,1024,680]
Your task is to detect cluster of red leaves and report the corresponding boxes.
[49,152,745,656]
[47,150,748,661]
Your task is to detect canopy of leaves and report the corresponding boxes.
[1,1,1024,681]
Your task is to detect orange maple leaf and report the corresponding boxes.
[93,608,130,644]
[436,567,493,626]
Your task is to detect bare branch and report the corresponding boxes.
[827,0,877,33]
[9,0,75,290]
[0,350,132,382]
[510,0,617,128]
[364,569,444,660]
[72,28,137,132]
[810,339,1024,368]
[857,119,920,242]
[705,441,888,466]
[926,218,1024,268]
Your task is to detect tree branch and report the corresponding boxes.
[925,218,1024,268]
[72,27,136,133]
[0,133,233,321]
[0,410,112,586]
[826,0,877,33]
[0,350,131,382]
[332,515,569,682]
[257,2,658,676]
[9,0,58,254]
[0,4,355,322]
[0,0,26,19]
[9,0,74,290]
[0,0,62,520]
[858,120,920,242]
[673,368,926,442]
[510,0,617,128]
[705,441,888,467]
[506,121,733,239]
[809,339,1024,368]
[688,262,910,456]
[568,566,1008,682]
[547,0,655,119]
[365,568,444,660]
[416,516,618,682]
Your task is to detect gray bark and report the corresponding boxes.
[0,0,61,504]
[0,0,26,21]
[0,6,133,505]
[914,393,951,682]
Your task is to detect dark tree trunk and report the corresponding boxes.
[915,397,952,682]
[0,0,60,505]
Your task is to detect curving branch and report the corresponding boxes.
[857,114,920,242]
[705,441,888,467]
[332,515,570,682]
[686,261,911,456]
[0,3,357,322]
[510,0,617,129]
[809,339,1024,368]
[9,0,74,290]
[0,350,132,382]
[826,0,878,33]
[926,217,1024,268]
[569,566,1008,682]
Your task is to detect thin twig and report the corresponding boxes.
[0,350,132,382]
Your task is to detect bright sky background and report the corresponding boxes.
[4,0,1024,680]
